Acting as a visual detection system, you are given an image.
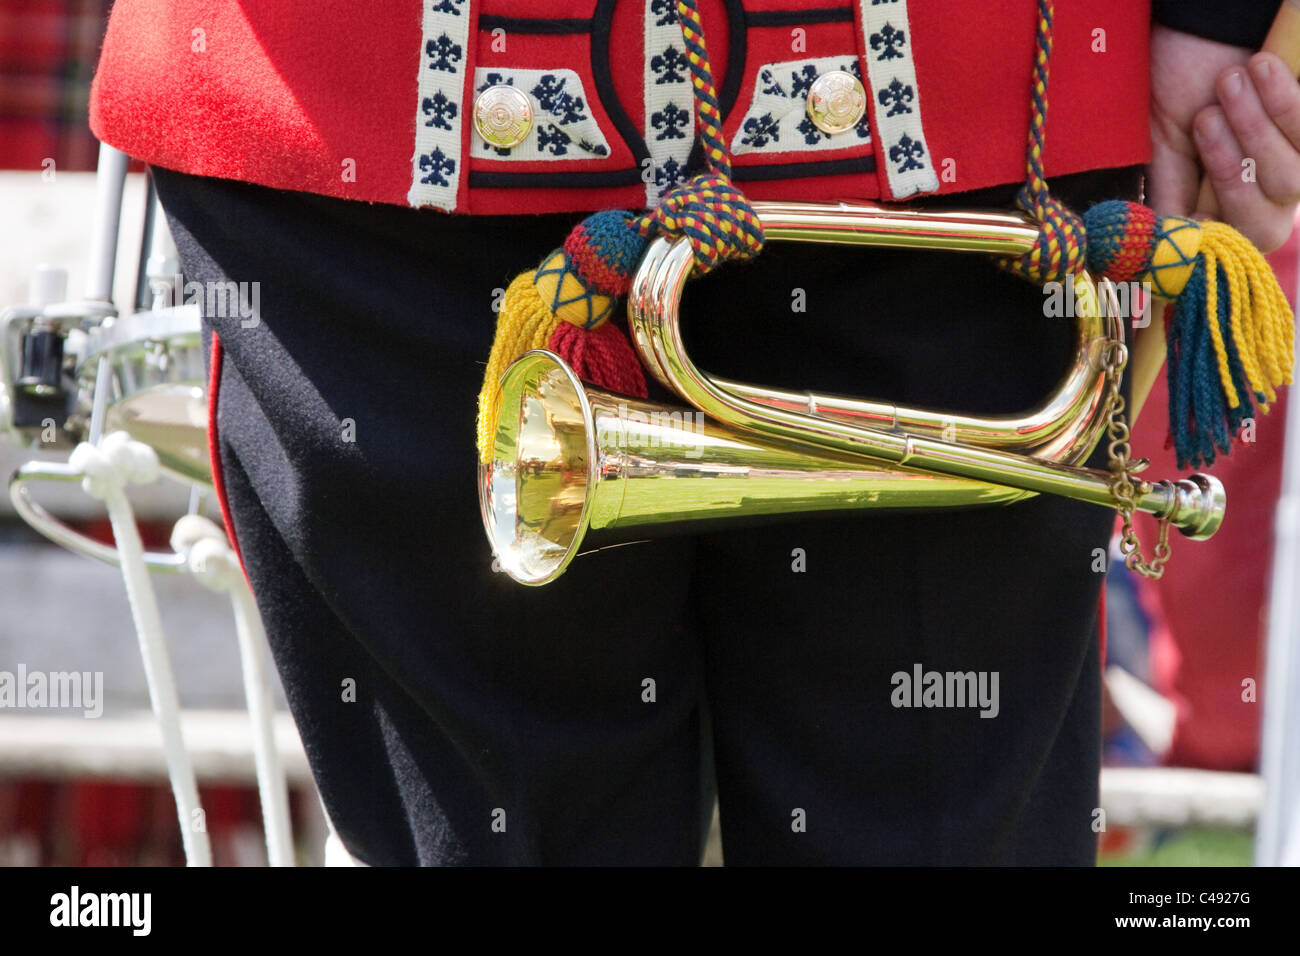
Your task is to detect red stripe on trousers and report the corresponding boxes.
[1099,584,1107,670]
[207,331,246,577]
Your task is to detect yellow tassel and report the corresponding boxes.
[476,270,560,463]
[1199,222,1294,411]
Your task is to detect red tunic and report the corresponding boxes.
[89,1,1150,214]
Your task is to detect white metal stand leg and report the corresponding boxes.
[172,515,294,866]
[70,433,212,866]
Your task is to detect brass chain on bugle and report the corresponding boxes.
[1101,330,1173,579]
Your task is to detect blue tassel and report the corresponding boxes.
[1166,267,1269,469]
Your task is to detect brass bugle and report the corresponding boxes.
[479,201,1226,586]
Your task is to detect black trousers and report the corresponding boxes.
[154,165,1138,865]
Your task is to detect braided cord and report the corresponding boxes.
[631,0,764,272]
[1002,0,1087,284]
[675,0,732,180]
[1023,0,1053,206]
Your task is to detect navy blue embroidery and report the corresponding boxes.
[426,34,463,73]
[473,70,610,159]
[796,116,829,146]
[651,102,690,140]
[430,0,463,13]
[537,124,571,156]
[741,112,781,149]
[870,24,906,61]
[789,65,818,100]
[736,58,876,154]
[651,44,689,85]
[422,91,458,130]
[532,75,587,125]
[878,78,914,116]
[477,72,513,92]
[419,147,457,185]
[655,157,686,196]
[760,68,787,97]
[872,0,900,4]
[889,133,925,172]
[650,0,677,26]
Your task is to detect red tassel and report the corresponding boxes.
[548,321,648,398]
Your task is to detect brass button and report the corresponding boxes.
[806,70,867,135]
[473,84,533,149]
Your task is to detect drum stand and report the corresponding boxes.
[1,143,293,866]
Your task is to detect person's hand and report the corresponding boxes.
[1148,23,1300,253]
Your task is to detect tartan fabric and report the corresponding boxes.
[0,0,112,172]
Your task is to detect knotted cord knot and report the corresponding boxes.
[1001,186,1087,285]
[996,0,1086,286]
[635,172,765,274]
[170,514,242,592]
[629,0,762,274]
[68,431,160,501]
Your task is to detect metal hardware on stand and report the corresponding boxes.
[1,143,292,866]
